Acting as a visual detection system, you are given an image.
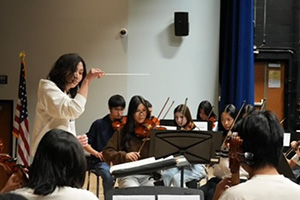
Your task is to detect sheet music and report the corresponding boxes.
[194,121,208,131]
[283,132,291,147]
[110,156,175,173]
[113,195,155,200]
[163,125,177,130]
[158,195,200,200]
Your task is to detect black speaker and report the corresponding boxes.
[174,12,189,36]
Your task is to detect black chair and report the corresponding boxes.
[86,155,101,197]
[106,186,205,200]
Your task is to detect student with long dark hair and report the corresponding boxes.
[103,95,154,188]
[13,129,98,199]
[197,100,218,130]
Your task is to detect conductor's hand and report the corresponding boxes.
[77,134,88,147]
[85,68,105,81]
[125,152,140,162]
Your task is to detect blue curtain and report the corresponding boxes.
[219,0,254,111]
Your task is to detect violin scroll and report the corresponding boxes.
[112,116,127,130]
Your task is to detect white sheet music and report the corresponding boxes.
[163,125,177,130]
[283,132,291,147]
[113,195,155,200]
[194,121,208,131]
[158,195,200,200]
[110,156,175,173]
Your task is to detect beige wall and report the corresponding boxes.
[0,1,220,142]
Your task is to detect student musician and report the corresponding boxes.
[197,100,218,131]
[84,94,126,197]
[199,104,248,200]
[160,104,207,187]
[102,95,154,188]
[11,129,99,200]
[286,140,300,179]
[213,110,300,200]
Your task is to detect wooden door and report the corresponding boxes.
[255,61,285,121]
[0,100,13,190]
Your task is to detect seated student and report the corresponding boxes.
[84,94,126,197]
[102,95,155,188]
[287,140,300,179]
[10,129,98,200]
[213,110,300,200]
[197,100,218,131]
[160,104,207,187]
[199,104,248,200]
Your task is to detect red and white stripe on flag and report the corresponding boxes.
[12,52,30,167]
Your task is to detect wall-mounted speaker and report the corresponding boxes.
[174,12,189,36]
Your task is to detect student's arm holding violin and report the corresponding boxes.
[0,154,28,193]
[0,173,23,193]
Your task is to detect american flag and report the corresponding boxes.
[12,52,30,167]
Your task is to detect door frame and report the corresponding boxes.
[254,48,296,131]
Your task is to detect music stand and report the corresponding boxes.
[150,130,222,187]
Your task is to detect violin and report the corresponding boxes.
[136,118,167,154]
[0,139,29,188]
[227,133,243,186]
[112,116,127,130]
[135,118,166,138]
[208,116,217,129]
[181,121,196,131]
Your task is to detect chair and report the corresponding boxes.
[86,155,101,197]
[106,186,204,200]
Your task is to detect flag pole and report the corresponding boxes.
[12,51,30,167]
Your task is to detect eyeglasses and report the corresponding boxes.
[135,110,147,115]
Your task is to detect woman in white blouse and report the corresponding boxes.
[31,53,104,156]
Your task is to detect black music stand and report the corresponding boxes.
[150,130,222,187]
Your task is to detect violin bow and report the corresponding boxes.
[260,98,266,111]
[156,97,170,120]
[162,100,175,119]
[206,106,215,120]
[280,117,285,124]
